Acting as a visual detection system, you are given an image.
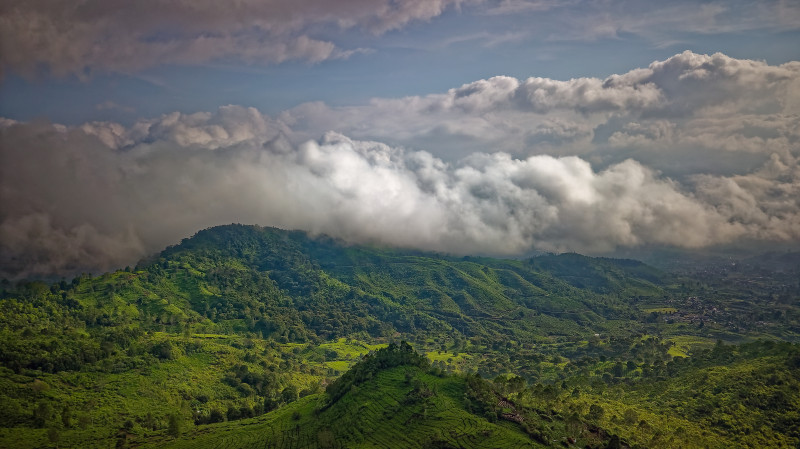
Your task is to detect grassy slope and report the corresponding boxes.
[155,367,539,449]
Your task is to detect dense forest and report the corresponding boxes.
[1,224,798,448]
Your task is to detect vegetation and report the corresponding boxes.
[0,224,798,447]
[151,347,541,449]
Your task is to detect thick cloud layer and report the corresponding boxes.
[2,112,799,279]
[2,51,800,278]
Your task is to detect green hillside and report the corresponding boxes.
[151,343,553,449]
[142,341,800,449]
[1,224,798,448]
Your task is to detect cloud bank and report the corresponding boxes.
[282,51,800,168]
[2,51,800,279]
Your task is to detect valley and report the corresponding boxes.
[1,225,798,448]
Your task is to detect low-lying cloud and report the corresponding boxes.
[2,51,800,278]
[2,105,799,279]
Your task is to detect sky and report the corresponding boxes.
[1,0,800,279]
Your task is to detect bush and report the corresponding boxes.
[208,409,224,424]
[151,341,178,360]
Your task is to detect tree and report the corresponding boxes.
[152,341,177,360]
[33,401,52,428]
[61,405,72,428]
[167,414,181,437]
[623,408,638,426]
[606,435,621,449]
[587,404,605,422]
[612,361,624,377]
[208,409,224,424]
[565,412,582,436]
[281,385,299,404]
[226,406,240,421]
[47,427,60,448]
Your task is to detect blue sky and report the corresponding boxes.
[2,0,800,278]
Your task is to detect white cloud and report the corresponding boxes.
[2,103,799,279]
[693,153,800,240]
[3,51,800,278]
[279,51,800,168]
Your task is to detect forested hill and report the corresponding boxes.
[3,224,799,448]
[142,223,666,343]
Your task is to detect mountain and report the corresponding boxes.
[157,224,665,340]
[1,224,798,448]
